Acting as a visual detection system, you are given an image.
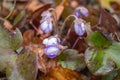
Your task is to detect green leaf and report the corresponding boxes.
[87,31,111,48]
[85,42,120,75]
[13,10,26,26]
[0,26,23,50]
[58,49,86,70]
[90,49,104,71]
[105,42,120,67]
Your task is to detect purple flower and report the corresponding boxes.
[74,6,89,18]
[43,36,60,46]
[40,20,52,33]
[40,11,53,33]
[74,18,86,36]
[45,45,60,58]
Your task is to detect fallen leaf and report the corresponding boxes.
[37,52,59,73]
[26,0,43,12]
[99,0,120,10]
[3,20,13,31]
[31,4,51,21]
[99,8,119,34]
[29,44,59,73]
[23,29,35,46]
[54,0,66,21]
[39,67,88,80]
[32,36,43,44]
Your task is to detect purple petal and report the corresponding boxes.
[40,20,52,33]
[74,19,86,36]
[47,54,57,58]
[74,6,89,18]
[45,45,60,58]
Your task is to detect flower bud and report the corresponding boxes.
[40,10,53,33]
[74,6,89,18]
[41,11,52,20]
[40,20,52,33]
[45,45,60,58]
[43,36,60,46]
[74,18,86,36]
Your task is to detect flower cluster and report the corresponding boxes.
[40,6,89,58]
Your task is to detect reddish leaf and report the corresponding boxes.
[31,4,51,21]
[99,8,119,33]
[65,28,87,53]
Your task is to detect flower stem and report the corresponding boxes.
[60,15,77,37]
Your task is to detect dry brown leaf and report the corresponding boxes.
[23,29,35,46]
[26,0,43,12]
[54,0,67,20]
[29,44,59,73]
[3,20,13,29]
[31,4,51,21]
[99,8,119,33]
[39,67,88,80]
[37,55,59,73]
[32,36,43,44]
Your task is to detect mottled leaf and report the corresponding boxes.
[17,49,37,80]
[0,26,23,50]
[85,42,120,75]
[58,49,86,70]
